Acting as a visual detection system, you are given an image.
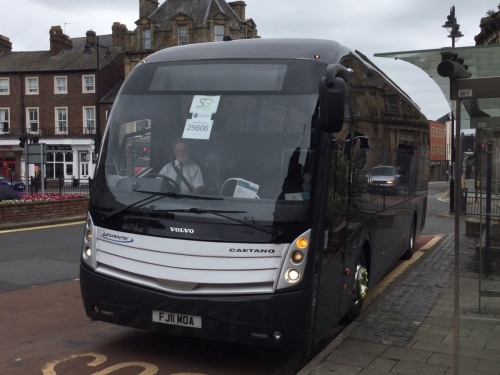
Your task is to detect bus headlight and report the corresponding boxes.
[292,251,304,263]
[81,214,97,269]
[277,229,311,290]
[285,269,300,283]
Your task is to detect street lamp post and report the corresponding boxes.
[442,5,464,214]
[83,36,112,154]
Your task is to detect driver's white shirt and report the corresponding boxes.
[158,160,204,194]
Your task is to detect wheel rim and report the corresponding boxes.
[355,265,369,300]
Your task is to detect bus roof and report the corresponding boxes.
[144,38,353,65]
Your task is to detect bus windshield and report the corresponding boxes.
[91,59,325,233]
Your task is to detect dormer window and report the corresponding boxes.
[178,26,187,45]
[214,25,225,42]
[143,29,151,49]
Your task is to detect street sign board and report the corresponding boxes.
[26,143,47,164]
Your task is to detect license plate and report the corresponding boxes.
[152,310,202,328]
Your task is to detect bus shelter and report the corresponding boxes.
[376,45,500,375]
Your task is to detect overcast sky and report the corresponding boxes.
[1,0,497,121]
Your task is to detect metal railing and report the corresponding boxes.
[27,177,92,196]
[463,189,500,217]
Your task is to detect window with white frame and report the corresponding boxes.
[56,107,68,133]
[0,78,9,94]
[27,108,39,133]
[214,25,225,41]
[0,108,9,133]
[55,76,67,94]
[46,151,73,179]
[83,75,95,93]
[26,77,38,94]
[178,26,187,45]
[83,107,95,134]
[143,28,151,49]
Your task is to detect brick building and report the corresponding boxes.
[429,119,447,181]
[111,0,259,76]
[0,26,124,182]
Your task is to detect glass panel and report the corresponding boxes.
[149,64,287,92]
[178,26,187,45]
[85,76,95,91]
[143,29,151,49]
[375,44,500,130]
[214,25,224,42]
[0,79,8,92]
[55,152,64,162]
[65,152,73,162]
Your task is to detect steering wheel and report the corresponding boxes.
[220,178,260,199]
[144,173,181,194]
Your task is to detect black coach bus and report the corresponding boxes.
[80,38,429,351]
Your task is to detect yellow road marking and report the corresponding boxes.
[42,353,107,375]
[0,221,85,234]
[43,353,161,375]
[92,362,159,375]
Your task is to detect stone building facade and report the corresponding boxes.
[111,0,259,75]
[475,5,500,45]
[0,26,124,182]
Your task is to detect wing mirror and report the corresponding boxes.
[319,64,349,133]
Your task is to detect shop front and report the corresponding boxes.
[19,141,95,186]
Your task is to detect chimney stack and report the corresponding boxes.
[228,1,246,21]
[49,26,72,55]
[86,30,97,45]
[112,22,128,47]
[0,35,12,54]
[139,0,159,18]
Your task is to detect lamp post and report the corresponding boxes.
[83,36,112,154]
[442,5,464,214]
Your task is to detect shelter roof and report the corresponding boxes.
[376,44,500,129]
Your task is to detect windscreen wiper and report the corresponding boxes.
[133,190,223,201]
[170,207,281,238]
[102,193,166,224]
[102,191,223,224]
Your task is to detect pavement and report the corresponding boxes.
[298,220,500,374]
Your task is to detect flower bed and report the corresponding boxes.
[0,193,89,225]
[0,192,88,204]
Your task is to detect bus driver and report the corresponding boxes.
[159,140,204,195]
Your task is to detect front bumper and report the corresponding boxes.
[80,264,314,351]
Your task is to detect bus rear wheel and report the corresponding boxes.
[343,251,369,323]
[401,217,416,260]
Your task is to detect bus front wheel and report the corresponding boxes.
[343,250,369,323]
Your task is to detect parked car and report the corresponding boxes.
[0,174,26,192]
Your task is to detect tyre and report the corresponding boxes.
[342,250,369,323]
[401,217,416,260]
